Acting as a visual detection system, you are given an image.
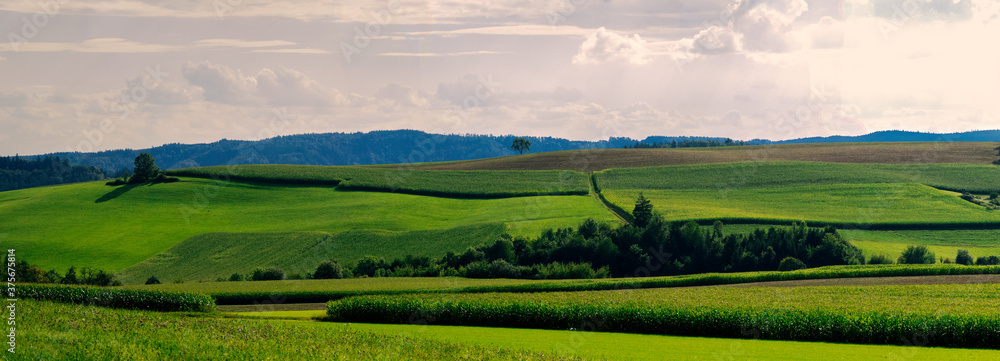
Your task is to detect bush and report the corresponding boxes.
[955,250,974,266]
[314,260,345,279]
[990,192,999,200]
[867,254,893,265]
[463,260,529,278]
[899,245,936,264]
[145,276,161,285]
[251,268,285,281]
[976,256,1000,266]
[355,256,389,278]
[777,257,807,272]
[228,273,244,282]
[20,284,215,312]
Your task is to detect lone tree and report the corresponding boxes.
[632,192,654,228]
[511,138,531,155]
[130,153,162,183]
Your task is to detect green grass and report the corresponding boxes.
[328,283,1000,349]
[15,300,581,361]
[230,310,327,320]
[117,223,506,284]
[602,183,1000,227]
[169,164,590,198]
[0,178,617,275]
[348,323,1000,361]
[595,161,1000,193]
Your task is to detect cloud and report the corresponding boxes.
[193,39,297,48]
[405,25,590,37]
[251,48,331,54]
[181,62,258,105]
[180,62,348,107]
[0,91,31,107]
[573,27,651,65]
[691,26,744,54]
[378,51,508,57]
[374,84,430,109]
[436,74,502,106]
[121,76,198,106]
[733,0,809,52]
[0,38,178,53]
[255,67,349,107]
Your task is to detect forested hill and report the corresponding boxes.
[776,130,1000,144]
[31,131,754,172]
[18,129,1000,175]
[0,156,109,192]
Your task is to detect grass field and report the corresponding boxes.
[117,223,506,284]
[328,284,1000,348]
[17,300,578,361]
[404,142,999,171]
[346,323,1000,361]
[169,164,590,197]
[602,183,1000,227]
[0,177,617,275]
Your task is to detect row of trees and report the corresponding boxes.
[13,261,121,286]
[625,138,748,149]
[106,153,178,185]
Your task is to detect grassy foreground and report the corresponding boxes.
[328,284,1000,348]
[14,300,580,361]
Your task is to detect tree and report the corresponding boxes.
[955,249,974,265]
[314,260,345,279]
[511,138,531,155]
[145,276,162,285]
[899,245,936,264]
[632,193,654,228]
[61,266,79,284]
[130,153,161,183]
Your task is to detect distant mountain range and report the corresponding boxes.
[21,129,1000,173]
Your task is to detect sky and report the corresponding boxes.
[1,0,998,156]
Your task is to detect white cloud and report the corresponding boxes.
[733,0,809,52]
[573,27,651,65]
[374,84,430,109]
[0,38,178,53]
[251,48,332,54]
[193,39,297,48]
[181,62,258,105]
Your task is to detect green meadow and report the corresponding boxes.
[0,177,617,275]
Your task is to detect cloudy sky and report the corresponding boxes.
[1,0,998,155]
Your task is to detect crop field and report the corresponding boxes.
[117,223,506,284]
[595,162,1000,193]
[17,300,575,361]
[169,164,590,198]
[346,323,1000,361]
[601,183,1000,227]
[327,284,1000,348]
[0,177,617,274]
[405,142,999,171]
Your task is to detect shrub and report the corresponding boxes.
[976,255,1000,266]
[20,284,215,312]
[229,273,244,282]
[955,250,974,265]
[777,257,807,272]
[355,256,390,278]
[960,192,975,202]
[251,268,285,281]
[899,245,936,264]
[145,276,161,285]
[464,260,529,279]
[867,254,893,265]
[314,260,345,279]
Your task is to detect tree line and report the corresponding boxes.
[0,155,109,192]
[625,138,749,149]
